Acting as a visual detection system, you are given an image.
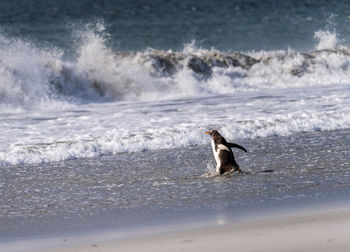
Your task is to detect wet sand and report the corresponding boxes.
[42,207,350,252]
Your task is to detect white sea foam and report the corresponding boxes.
[314,30,338,50]
[1,24,350,166]
[0,24,349,106]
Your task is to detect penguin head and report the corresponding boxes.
[205,130,221,138]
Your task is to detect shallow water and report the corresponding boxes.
[2,129,350,240]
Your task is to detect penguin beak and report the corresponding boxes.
[205,131,210,135]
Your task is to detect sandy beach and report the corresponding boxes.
[39,207,350,252]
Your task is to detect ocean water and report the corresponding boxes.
[1,0,350,246]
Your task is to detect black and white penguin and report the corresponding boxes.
[205,130,247,174]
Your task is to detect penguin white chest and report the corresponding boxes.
[211,140,221,171]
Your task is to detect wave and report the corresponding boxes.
[2,23,350,167]
[1,24,350,110]
[2,106,350,167]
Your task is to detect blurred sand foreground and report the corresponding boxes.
[43,208,350,252]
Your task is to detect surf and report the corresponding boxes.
[1,23,350,110]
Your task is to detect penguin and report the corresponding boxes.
[205,130,247,174]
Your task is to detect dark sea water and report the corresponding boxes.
[1,0,350,52]
[1,1,350,250]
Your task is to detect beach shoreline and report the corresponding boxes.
[33,205,350,252]
[1,201,349,252]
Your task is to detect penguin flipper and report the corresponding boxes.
[228,143,248,152]
[217,144,231,152]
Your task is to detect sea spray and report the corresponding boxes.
[314,30,338,50]
[1,23,350,109]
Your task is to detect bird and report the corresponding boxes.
[205,130,247,174]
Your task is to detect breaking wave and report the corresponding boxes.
[1,23,350,111]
